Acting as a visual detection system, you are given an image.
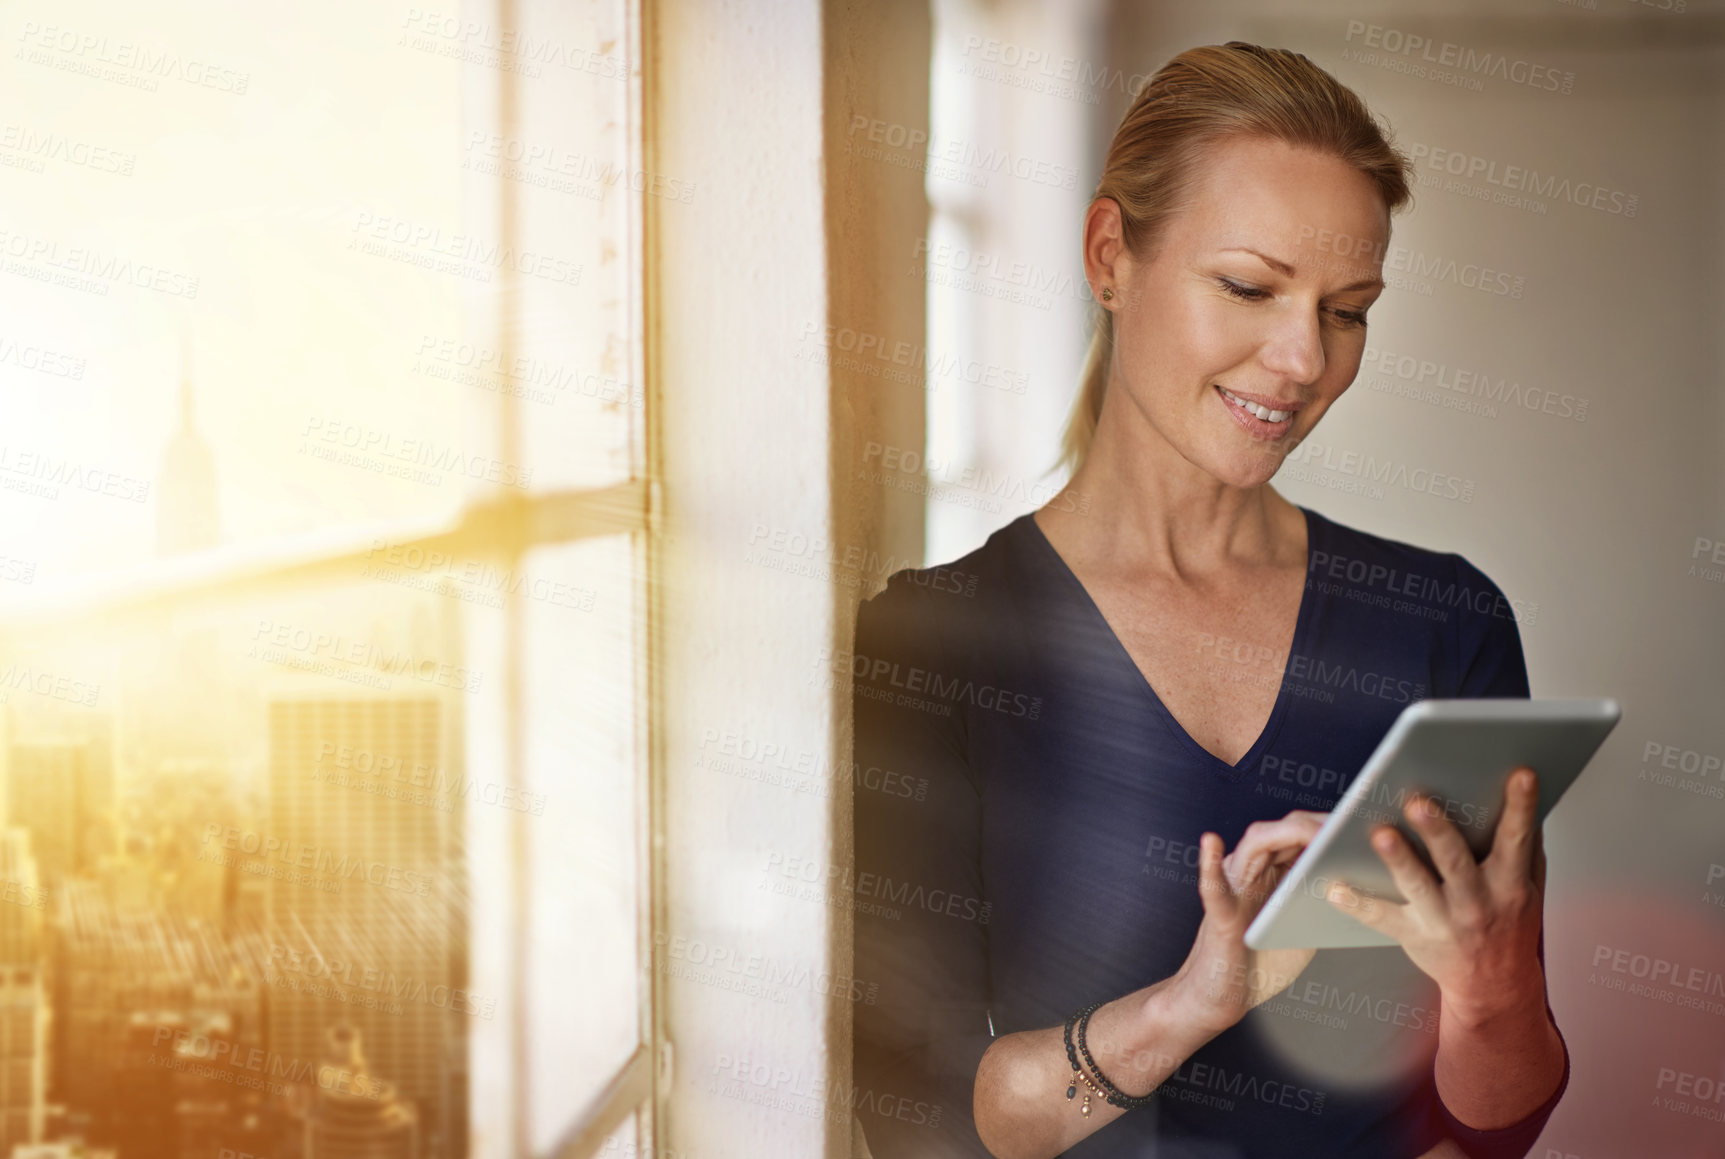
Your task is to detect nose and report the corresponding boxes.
[1259,304,1326,386]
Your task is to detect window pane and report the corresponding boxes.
[0,0,497,584]
[521,532,643,1149]
[0,1,647,1157]
[500,0,645,494]
[1,575,474,1157]
[597,1112,640,1159]
[923,0,1092,565]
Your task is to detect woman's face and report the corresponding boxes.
[1091,135,1390,489]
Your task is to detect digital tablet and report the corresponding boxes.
[1243,697,1621,951]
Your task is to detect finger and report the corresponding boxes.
[1238,820,1328,895]
[1324,877,1407,941]
[1223,848,1264,894]
[1236,852,1289,914]
[1250,848,1305,887]
[1367,823,1447,926]
[1235,852,1265,895]
[1226,814,1327,881]
[1236,858,1284,908]
[1196,832,1239,922]
[1279,811,1330,841]
[1229,849,1304,910]
[1402,792,1483,891]
[1242,855,1297,910]
[1484,767,1540,893]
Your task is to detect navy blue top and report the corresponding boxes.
[850,504,1569,1159]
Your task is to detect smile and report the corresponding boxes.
[1216,385,1294,423]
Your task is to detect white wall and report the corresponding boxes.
[653,1,929,1155]
[655,1,841,1153]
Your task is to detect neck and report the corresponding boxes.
[1041,384,1299,579]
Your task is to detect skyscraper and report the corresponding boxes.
[154,341,221,557]
[0,830,47,1157]
[0,829,45,964]
[5,728,113,888]
[2,704,115,884]
[265,698,459,1159]
[3,749,76,887]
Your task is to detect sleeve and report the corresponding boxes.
[1423,556,1569,1157]
[1449,554,1530,700]
[1423,931,1571,1159]
[850,575,997,1159]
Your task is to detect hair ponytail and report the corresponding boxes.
[1059,309,1112,478]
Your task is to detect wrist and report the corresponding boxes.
[1162,965,1245,1040]
[1134,976,1226,1061]
[1440,977,1549,1033]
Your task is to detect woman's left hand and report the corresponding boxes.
[1323,766,1548,1015]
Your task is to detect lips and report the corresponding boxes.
[1214,383,1299,440]
[1215,384,1296,423]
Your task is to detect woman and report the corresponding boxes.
[850,42,1568,1159]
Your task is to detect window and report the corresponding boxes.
[923,0,1098,563]
[0,2,657,1157]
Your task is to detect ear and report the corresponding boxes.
[1083,198,1129,306]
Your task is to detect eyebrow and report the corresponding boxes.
[1221,247,1385,293]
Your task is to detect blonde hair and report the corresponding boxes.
[1058,41,1415,476]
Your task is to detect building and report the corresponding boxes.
[304,1026,416,1159]
[155,344,221,558]
[12,1145,117,1159]
[54,887,269,1147]
[2,708,115,888]
[0,829,44,964]
[0,964,47,1156]
[0,832,46,1156]
[265,698,460,1159]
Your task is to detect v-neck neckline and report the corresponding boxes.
[1017,504,1320,779]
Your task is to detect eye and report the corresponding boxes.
[1328,306,1370,328]
[1216,277,1269,302]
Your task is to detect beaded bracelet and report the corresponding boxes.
[1075,1003,1160,1111]
[1061,1002,1104,1116]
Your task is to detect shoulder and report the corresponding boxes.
[1307,506,1524,611]
[1306,506,1531,695]
[848,517,1039,712]
[854,514,1025,637]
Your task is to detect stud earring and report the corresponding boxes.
[1100,287,1114,302]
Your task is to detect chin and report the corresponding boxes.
[1199,448,1286,491]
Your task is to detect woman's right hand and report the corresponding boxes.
[1166,810,1328,1037]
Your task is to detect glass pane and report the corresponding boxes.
[520,532,642,1150]
[0,576,474,1157]
[923,0,1092,566]
[0,1,501,585]
[597,1111,639,1159]
[501,0,645,493]
[0,0,646,1157]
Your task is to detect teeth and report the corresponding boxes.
[1219,386,1292,423]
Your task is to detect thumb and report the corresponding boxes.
[1197,832,1238,921]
